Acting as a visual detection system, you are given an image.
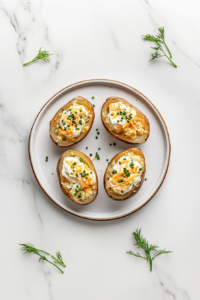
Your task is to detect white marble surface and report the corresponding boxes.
[0,0,200,299]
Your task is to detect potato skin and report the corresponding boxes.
[101,97,150,144]
[104,148,145,201]
[57,150,98,205]
[50,96,95,148]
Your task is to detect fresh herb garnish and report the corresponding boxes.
[112,170,117,174]
[95,153,100,160]
[19,243,64,273]
[51,251,66,267]
[113,143,116,146]
[126,229,173,272]
[92,96,95,99]
[95,136,98,139]
[145,178,147,181]
[98,148,101,150]
[23,48,53,66]
[86,147,88,150]
[45,156,48,162]
[118,179,124,183]
[93,105,95,107]
[143,27,177,68]
[90,154,92,156]
[79,158,83,162]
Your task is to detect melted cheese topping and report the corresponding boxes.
[62,157,96,200]
[109,156,142,195]
[60,105,88,138]
[109,102,136,130]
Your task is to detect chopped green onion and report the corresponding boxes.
[112,170,117,174]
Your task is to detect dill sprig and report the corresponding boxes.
[51,251,66,267]
[23,48,53,66]
[143,27,177,68]
[19,243,64,273]
[126,229,172,272]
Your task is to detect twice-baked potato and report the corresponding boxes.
[50,96,95,147]
[57,150,98,205]
[101,97,150,144]
[104,148,145,200]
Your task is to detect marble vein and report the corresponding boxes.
[0,0,63,73]
[155,266,191,300]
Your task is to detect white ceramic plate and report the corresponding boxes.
[29,79,170,221]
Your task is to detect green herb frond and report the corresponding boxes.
[126,250,147,260]
[19,243,64,273]
[51,251,66,267]
[23,48,53,66]
[127,229,172,272]
[143,27,176,67]
[152,249,173,260]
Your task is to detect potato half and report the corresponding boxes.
[57,150,98,205]
[50,96,95,147]
[101,97,150,144]
[104,148,145,200]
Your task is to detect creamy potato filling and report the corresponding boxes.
[59,105,88,138]
[61,156,96,200]
[109,156,142,195]
[108,102,146,138]
[109,102,136,130]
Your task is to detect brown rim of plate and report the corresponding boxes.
[28,79,171,221]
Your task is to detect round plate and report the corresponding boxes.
[29,79,170,221]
